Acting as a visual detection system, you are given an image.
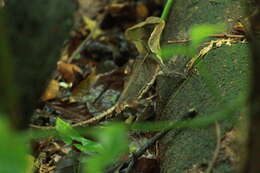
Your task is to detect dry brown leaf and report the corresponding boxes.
[57,61,83,83]
[41,80,60,101]
[107,3,127,13]
[136,3,149,19]
[134,158,160,173]
[70,69,99,102]
[232,21,246,34]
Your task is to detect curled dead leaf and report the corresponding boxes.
[57,61,83,83]
[41,80,60,101]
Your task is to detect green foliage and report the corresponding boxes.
[160,24,225,60]
[190,24,224,48]
[0,117,29,173]
[130,94,245,132]
[55,118,128,173]
[160,44,189,59]
[55,118,103,153]
[85,123,128,173]
[190,24,225,54]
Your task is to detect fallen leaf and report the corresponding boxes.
[107,3,128,13]
[82,16,102,38]
[136,3,149,19]
[232,21,246,34]
[70,69,99,102]
[134,158,160,173]
[57,61,83,83]
[41,79,60,101]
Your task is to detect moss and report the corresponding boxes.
[159,43,250,172]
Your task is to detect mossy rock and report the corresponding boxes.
[159,44,249,172]
[158,0,251,172]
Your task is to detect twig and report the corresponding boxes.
[29,124,54,130]
[209,34,245,38]
[108,110,198,173]
[30,104,117,129]
[167,34,245,43]
[67,0,113,62]
[68,13,106,62]
[50,104,86,119]
[167,39,190,43]
[122,130,170,173]
[205,121,221,173]
[106,130,170,173]
[71,105,116,127]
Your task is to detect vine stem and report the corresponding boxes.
[160,0,174,21]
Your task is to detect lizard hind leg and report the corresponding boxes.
[158,63,187,79]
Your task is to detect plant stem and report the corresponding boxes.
[160,0,174,21]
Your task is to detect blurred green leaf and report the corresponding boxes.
[55,119,128,173]
[85,123,128,173]
[73,137,104,153]
[0,117,29,173]
[160,24,225,60]
[55,117,80,144]
[190,24,225,48]
[160,44,189,60]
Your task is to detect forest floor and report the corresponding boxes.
[31,0,166,172]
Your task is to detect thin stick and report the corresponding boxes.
[71,105,116,127]
[68,13,106,62]
[209,34,245,38]
[167,34,245,43]
[123,130,170,173]
[167,39,190,43]
[108,110,198,173]
[30,105,116,129]
[206,122,221,173]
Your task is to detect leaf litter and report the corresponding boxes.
[31,0,165,173]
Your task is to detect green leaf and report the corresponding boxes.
[55,118,102,154]
[98,123,128,158]
[73,137,104,153]
[55,117,80,144]
[190,24,225,48]
[160,44,189,60]
[0,117,29,173]
[85,123,128,173]
[161,24,225,60]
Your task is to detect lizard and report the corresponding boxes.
[116,16,186,113]
[71,17,167,127]
[72,16,186,127]
[115,16,166,113]
[72,0,184,127]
